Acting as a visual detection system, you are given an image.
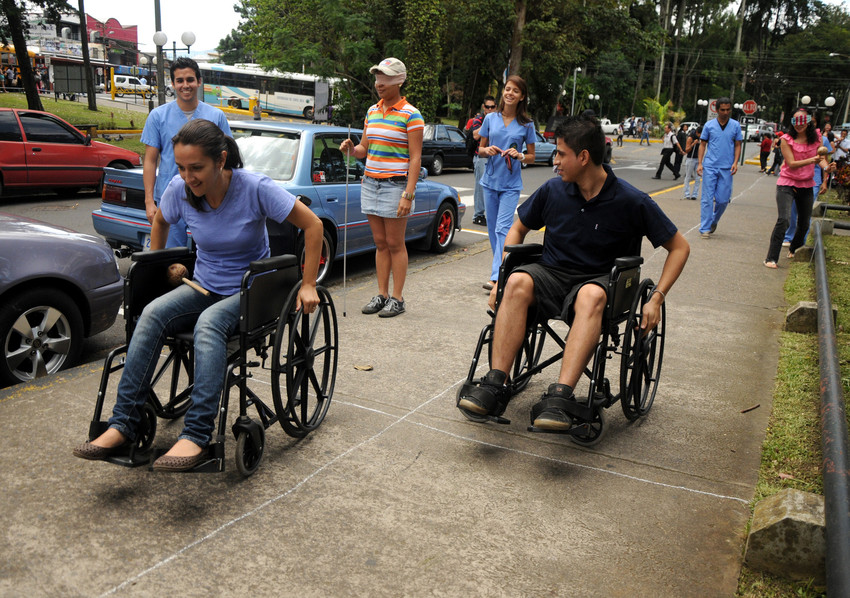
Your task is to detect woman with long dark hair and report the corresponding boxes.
[478,75,536,290]
[764,108,830,268]
[74,119,324,471]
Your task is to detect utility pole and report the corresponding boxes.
[154,0,165,106]
[77,0,97,111]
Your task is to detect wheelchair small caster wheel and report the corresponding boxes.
[569,408,606,447]
[235,426,264,477]
[136,402,157,453]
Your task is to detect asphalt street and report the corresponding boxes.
[0,136,794,596]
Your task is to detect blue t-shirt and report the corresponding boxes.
[479,111,537,192]
[700,117,742,170]
[141,101,233,204]
[160,169,296,295]
[517,166,678,274]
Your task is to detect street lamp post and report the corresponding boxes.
[828,53,850,125]
[588,93,600,115]
[152,30,195,106]
[570,67,581,116]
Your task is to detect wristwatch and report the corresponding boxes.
[401,191,415,201]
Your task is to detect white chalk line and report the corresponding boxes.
[98,377,461,597]
[333,398,749,505]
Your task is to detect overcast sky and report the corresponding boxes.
[80,0,243,54]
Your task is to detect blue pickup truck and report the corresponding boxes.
[92,121,465,284]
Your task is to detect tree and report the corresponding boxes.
[217,29,251,65]
[0,0,70,111]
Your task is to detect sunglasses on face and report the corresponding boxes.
[484,104,496,109]
[793,114,812,126]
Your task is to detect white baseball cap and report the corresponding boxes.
[369,57,407,77]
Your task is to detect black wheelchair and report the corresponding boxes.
[457,244,665,446]
[88,247,338,476]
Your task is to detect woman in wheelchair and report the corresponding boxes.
[457,114,689,431]
[74,119,324,471]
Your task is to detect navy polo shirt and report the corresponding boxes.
[517,165,678,274]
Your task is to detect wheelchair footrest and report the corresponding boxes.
[527,421,593,436]
[105,450,154,468]
[147,445,225,473]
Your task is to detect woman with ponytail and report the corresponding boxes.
[74,119,323,471]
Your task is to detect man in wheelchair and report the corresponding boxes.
[457,115,689,430]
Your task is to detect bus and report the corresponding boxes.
[198,63,333,120]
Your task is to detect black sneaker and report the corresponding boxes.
[378,297,405,318]
[531,383,575,430]
[362,294,387,314]
[457,370,510,416]
[710,222,717,234]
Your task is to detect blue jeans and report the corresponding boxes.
[699,167,733,233]
[484,187,520,281]
[472,155,487,219]
[108,283,240,447]
[683,157,700,199]
[767,185,813,263]
[784,181,820,243]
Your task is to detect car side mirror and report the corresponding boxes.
[84,133,92,146]
[419,167,428,181]
[297,194,312,207]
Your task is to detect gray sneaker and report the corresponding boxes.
[362,294,387,314]
[378,297,405,318]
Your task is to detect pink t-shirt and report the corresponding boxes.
[777,130,821,188]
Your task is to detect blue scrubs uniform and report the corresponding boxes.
[699,117,742,234]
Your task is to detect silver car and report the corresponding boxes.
[0,212,123,385]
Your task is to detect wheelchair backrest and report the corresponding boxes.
[239,254,300,334]
[124,248,196,340]
[606,258,642,319]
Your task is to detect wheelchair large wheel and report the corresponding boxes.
[271,284,338,439]
[235,427,264,477]
[620,280,665,421]
[569,407,606,447]
[485,325,546,396]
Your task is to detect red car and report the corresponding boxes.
[0,107,141,196]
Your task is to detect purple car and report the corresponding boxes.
[0,212,123,385]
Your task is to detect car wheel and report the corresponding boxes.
[0,287,84,385]
[299,227,335,285]
[115,92,123,98]
[429,201,456,253]
[303,106,314,120]
[548,150,556,167]
[429,154,444,176]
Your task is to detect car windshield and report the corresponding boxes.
[232,129,300,181]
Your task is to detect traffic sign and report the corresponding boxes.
[743,99,757,115]
[741,116,757,125]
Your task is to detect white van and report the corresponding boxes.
[112,75,152,99]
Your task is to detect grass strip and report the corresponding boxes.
[738,192,850,597]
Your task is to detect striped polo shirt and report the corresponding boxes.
[363,97,424,178]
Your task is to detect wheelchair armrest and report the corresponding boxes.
[131,247,194,263]
[504,243,544,257]
[614,256,643,271]
[248,254,298,274]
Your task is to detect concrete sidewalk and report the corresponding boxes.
[0,167,788,597]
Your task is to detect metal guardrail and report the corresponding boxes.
[812,219,850,595]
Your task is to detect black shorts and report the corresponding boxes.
[513,263,608,323]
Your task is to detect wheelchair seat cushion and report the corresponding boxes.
[530,383,580,431]
[512,263,608,323]
[457,369,511,417]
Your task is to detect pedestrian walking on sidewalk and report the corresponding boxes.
[466,96,497,226]
[653,123,681,180]
[764,108,832,268]
[697,97,742,238]
[759,133,772,172]
[766,135,784,175]
[683,124,702,199]
[340,58,423,318]
[477,75,536,291]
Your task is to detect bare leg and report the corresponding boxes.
[557,284,606,388]
[382,216,409,299]
[490,272,536,375]
[367,215,391,297]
